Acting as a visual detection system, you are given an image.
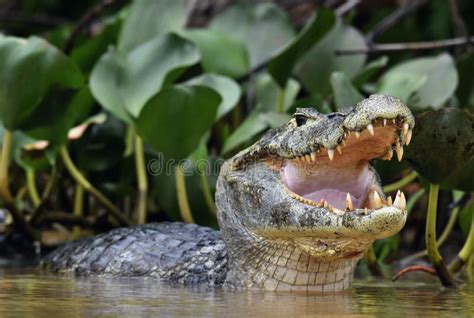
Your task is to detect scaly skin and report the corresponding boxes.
[43,94,414,292]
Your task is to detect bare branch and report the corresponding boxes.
[337,36,473,55]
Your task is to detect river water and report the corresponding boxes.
[0,267,473,317]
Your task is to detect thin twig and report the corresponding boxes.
[337,36,473,55]
[335,0,359,16]
[63,0,118,54]
[448,0,468,38]
[366,0,428,45]
[392,265,437,282]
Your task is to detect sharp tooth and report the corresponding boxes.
[386,196,393,206]
[319,199,325,207]
[323,200,329,209]
[373,191,383,209]
[342,139,346,146]
[305,154,312,162]
[392,119,396,124]
[393,191,406,210]
[396,142,404,161]
[327,205,334,212]
[383,119,387,126]
[364,207,368,215]
[336,145,342,154]
[311,152,317,162]
[327,149,335,161]
[348,131,352,136]
[406,129,412,145]
[402,122,409,136]
[345,193,354,211]
[355,131,360,138]
[367,124,375,136]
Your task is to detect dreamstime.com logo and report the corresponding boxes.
[146,153,226,177]
[146,152,322,177]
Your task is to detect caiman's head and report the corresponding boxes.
[216,94,415,291]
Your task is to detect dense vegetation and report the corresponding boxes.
[0,0,472,287]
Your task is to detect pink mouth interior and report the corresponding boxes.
[280,126,398,210]
[281,161,373,210]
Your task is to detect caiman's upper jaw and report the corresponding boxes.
[278,116,410,216]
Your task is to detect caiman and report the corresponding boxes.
[43,94,414,292]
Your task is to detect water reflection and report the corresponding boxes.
[0,269,472,317]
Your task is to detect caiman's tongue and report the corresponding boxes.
[281,161,373,210]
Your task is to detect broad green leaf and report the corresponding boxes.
[377,53,458,109]
[185,74,241,120]
[294,23,367,96]
[222,111,267,155]
[353,56,388,87]
[0,35,84,130]
[377,72,426,102]
[330,72,364,109]
[210,3,295,68]
[137,85,221,161]
[118,0,186,52]
[255,73,300,112]
[405,108,474,189]
[268,8,336,87]
[222,111,290,154]
[90,33,200,120]
[180,29,249,78]
[22,86,94,145]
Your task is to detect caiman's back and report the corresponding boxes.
[42,222,228,286]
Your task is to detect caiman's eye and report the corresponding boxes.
[295,114,307,126]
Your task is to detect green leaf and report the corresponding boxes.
[294,23,367,96]
[222,111,290,154]
[405,108,474,189]
[255,73,300,112]
[118,0,186,52]
[185,73,241,120]
[376,72,426,102]
[330,72,364,109]
[136,85,221,161]
[210,3,295,68]
[0,35,84,130]
[268,8,336,87]
[180,29,249,78]
[353,56,388,87]
[377,53,458,109]
[90,33,200,120]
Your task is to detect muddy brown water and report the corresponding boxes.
[0,267,473,317]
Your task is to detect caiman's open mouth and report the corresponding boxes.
[278,118,410,215]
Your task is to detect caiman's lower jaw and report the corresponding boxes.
[279,118,410,215]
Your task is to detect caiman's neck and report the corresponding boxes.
[222,230,360,292]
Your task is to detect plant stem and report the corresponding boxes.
[175,163,194,224]
[198,170,216,216]
[134,134,148,224]
[383,170,418,193]
[448,205,474,274]
[0,130,38,240]
[425,184,456,288]
[59,145,132,226]
[275,88,285,113]
[26,168,41,208]
[404,205,460,262]
[364,244,384,277]
[72,182,84,238]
